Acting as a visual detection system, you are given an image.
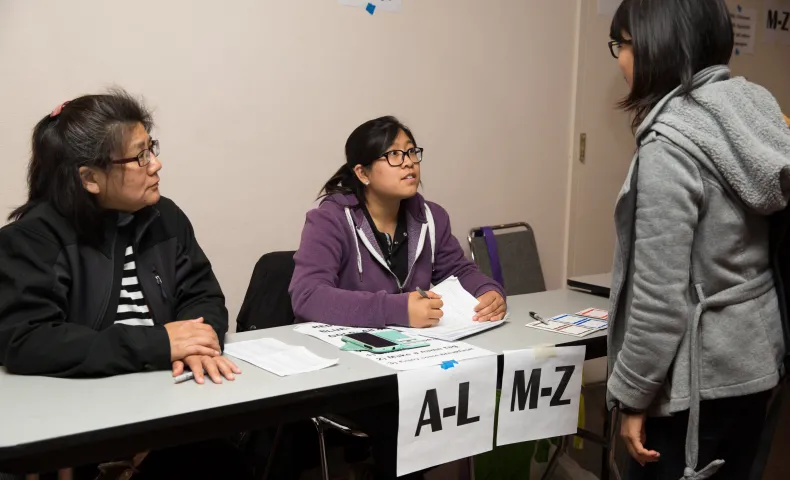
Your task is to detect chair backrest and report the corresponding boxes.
[236,251,296,332]
[468,223,546,296]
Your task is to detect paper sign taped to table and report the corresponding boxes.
[294,323,494,370]
[496,346,586,446]
[397,355,497,476]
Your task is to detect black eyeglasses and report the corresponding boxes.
[111,139,160,167]
[378,147,424,167]
[608,40,631,59]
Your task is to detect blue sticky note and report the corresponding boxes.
[366,2,376,15]
[440,360,458,370]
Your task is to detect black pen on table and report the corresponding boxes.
[529,311,550,325]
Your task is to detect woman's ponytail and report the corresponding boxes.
[318,164,365,203]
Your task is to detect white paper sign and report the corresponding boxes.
[397,355,497,476]
[294,323,494,370]
[765,1,790,45]
[338,0,402,13]
[730,6,757,54]
[597,0,621,16]
[496,346,586,446]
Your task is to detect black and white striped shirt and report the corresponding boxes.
[115,245,154,327]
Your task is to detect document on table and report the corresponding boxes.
[525,310,608,338]
[294,323,494,371]
[224,338,338,376]
[395,276,504,341]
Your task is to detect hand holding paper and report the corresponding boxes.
[400,277,505,341]
[473,290,507,322]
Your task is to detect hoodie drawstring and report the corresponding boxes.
[345,207,363,281]
[425,205,436,269]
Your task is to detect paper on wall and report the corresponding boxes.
[730,7,757,54]
[764,1,790,45]
[338,0,402,13]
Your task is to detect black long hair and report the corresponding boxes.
[320,116,416,203]
[611,0,734,130]
[9,89,153,241]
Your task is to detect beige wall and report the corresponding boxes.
[0,0,581,329]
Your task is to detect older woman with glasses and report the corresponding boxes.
[289,116,505,479]
[0,90,249,478]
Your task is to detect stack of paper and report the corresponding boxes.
[224,337,338,376]
[396,276,504,341]
[525,309,609,338]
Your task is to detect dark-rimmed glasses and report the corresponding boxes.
[608,40,631,59]
[111,139,160,167]
[378,147,424,167]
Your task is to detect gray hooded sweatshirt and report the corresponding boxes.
[607,65,790,479]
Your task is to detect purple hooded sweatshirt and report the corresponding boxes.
[289,193,504,328]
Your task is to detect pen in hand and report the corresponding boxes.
[416,287,430,299]
[529,311,551,325]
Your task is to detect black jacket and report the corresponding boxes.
[0,197,227,377]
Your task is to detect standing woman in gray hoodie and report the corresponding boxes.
[605,0,790,479]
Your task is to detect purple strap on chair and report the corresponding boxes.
[481,227,504,287]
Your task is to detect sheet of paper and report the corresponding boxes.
[395,276,504,341]
[224,338,338,376]
[525,313,607,337]
[576,308,609,320]
[730,6,757,54]
[597,0,621,16]
[294,323,494,370]
[397,355,497,476]
[764,1,790,46]
[579,319,606,329]
[497,346,586,445]
[338,0,402,13]
[431,276,480,323]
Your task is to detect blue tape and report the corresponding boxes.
[366,3,376,14]
[440,360,458,370]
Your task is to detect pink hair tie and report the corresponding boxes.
[50,101,70,118]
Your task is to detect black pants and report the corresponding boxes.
[628,391,771,480]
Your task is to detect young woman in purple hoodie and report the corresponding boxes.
[290,116,506,328]
[289,116,505,479]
